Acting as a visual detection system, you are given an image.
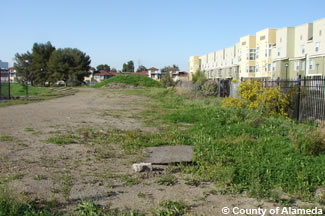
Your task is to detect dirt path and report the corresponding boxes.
[0,88,305,215]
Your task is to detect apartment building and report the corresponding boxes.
[189,17,325,81]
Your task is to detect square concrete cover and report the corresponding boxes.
[144,145,193,164]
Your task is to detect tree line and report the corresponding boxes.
[15,42,91,86]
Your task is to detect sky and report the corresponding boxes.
[1,0,325,71]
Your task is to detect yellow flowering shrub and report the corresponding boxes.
[223,81,291,117]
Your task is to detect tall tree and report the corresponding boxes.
[122,60,135,72]
[122,63,128,72]
[127,60,134,72]
[32,42,56,85]
[96,64,110,71]
[48,48,91,86]
[14,52,33,84]
[136,65,147,72]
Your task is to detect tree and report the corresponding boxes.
[14,51,33,84]
[48,48,91,86]
[122,63,128,72]
[127,61,134,72]
[31,42,56,86]
[122,60,135,72]
[111,68,117,72]
[136,65,147,72]
[96,64,110,71]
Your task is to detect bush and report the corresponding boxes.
[223,80,290,116]
[200,80,218,96]
[191,70,207,85]
[292,129,325,156]
[161,72,177,87]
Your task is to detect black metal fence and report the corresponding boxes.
[217,79,231,97]
[262,76,325,122]
[0,70,10,100]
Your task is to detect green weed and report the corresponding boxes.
[157,175,177,186]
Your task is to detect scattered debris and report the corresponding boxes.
[132,162,152,172]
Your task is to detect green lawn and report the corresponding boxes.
[9,83,53,97]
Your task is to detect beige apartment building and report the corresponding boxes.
[189,17,325,81]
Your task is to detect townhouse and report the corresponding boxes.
[189,18,325,81]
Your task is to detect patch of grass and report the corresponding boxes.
[75,200,144,216]
[157,175,177,186]
[122,176,140,186]
[0,185,56,216]
[155,200,189,216]
[61,172,73,201]
[10,84,53,97]
[24,128,35,132]
[0,174,24,184]
[184,177,200,187]
[47,135,79,145]
[34,175,48,181]
[0,135,14,142]
[92,74,163,88]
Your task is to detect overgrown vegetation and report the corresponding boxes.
[92,74,163,88]
[123,88,325,202]
[223,80,290,116]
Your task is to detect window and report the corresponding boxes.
[309,60,314,70]
[256,64,259,72]
[242,41,246,46]
[246,49,249,60]
[301,45,305,54]
[238,51,241,62]
[249,49,256,60]
[272,63,276,72]
[268,64,271,72]
[265,63,268,72]
[246,66,248,73]
[300,35,303,40]
[295,61,300,71]
[277,48,281,57]
[260,35,265,40]
[265,44,268,57]
[315,42,320,52]
[269,44,272,57]
[320,30,322,36]
[256,46,259,59]
[301,61,305,71]
[280,37,282,43]
[249,66,255,73]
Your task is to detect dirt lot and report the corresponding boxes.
[0,88,311,215]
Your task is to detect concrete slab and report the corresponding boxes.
[144,145,193,164]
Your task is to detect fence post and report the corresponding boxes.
[218,79,221,97]
[0,69,2,100]
[296,75,301,122]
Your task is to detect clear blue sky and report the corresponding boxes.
[1,0,324,71]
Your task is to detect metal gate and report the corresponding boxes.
[0,70,10,100]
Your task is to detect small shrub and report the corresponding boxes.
[161,72,177,87]
[200,80,218,96]
[292,129,325,155]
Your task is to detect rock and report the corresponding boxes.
[132,163,152,173]
[144,145,193,164]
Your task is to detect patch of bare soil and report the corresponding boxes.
[0,88,316,215]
